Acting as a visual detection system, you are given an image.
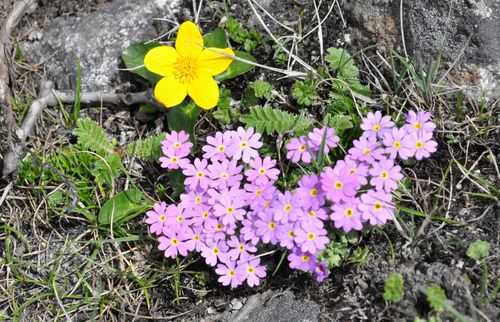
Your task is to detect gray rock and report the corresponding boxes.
[22,0,182,91]
[344,0,500,99]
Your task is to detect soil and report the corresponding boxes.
[0,1,499,321]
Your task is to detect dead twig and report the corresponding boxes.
[0,0,37,137]
[2,80,152,177]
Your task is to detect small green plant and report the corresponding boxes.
[240,105,313,136]
[292,79,318,106]
[251,80,274,100]
[466,240,490,262]
[425,284,447,312]
[225,17,263,52]
[383,272,404,303]
[127,133,166,161]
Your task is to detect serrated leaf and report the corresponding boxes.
[98,187,151,226]
[127,133,166,161]
[425,284,447,312]
[91,153,123,187]
[328,114,354,134]
[167,101,200,139]
[204,28,227,48]
[122,42,162,84]
[466,240,490,261]
[383,273,404,303]
[240,106,313,136]
[326,47,359,81]
[216,51,256,81]
[74,118,115,155]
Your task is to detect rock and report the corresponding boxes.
[223,290,320,322]
[344,0,500,99]
[22,0,183,91]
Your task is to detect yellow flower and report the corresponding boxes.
[144,21,234,110]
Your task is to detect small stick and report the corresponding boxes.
[2,81,152,177]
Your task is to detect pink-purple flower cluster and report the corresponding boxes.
[146,110,437,288]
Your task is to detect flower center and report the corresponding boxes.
[301,255,310,262]
[334,180,343,190]
[170,156,179,163]
[226,207,234,214]
[216,223,224,230]
[380,170,389,179]
[415,140,424,149]
[193,234,200,241]
[287,230,296,238]
[372,124,381,132]
[174,56,199,84]
[220,172,229,180]
[298,144,307,152]
[393,140,401,149]
[239,244,245,251]
[414,122,422,129]
[202,211,209,219]
[195,196,202,204]
[217,145,225,152]
[344,208,354,217]
[308,210,316,218]
[362,148,371,156]
[373,201,383,211]
[213,247,220,254]
[228,269,236,277]
[309,188,318,197]
[176,215,184,223]
[239,141,249,149]
[263,200,271,208]
[268,221,277,230]
[255,189,263,197]
[306,232,316,240]
[158,214,166,222]
[258,167,266,175]
[174,142,181,149]
[283,203,292,213]
[171,238,179,245]
[247,266,255,273]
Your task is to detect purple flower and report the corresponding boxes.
[286,136,312,164]
[190,204,212,227]
[295,174,325,209]
[204,219,232,241]
[361,111,395,139]
[183,158,210,191]
[301,207,328,228]
[295,223,329,254]
[404,110,436,134]
[161,130,193,157]
[288,250,315,272]
[158,230,189,259]
[320,165,358,203]
[245,156,280,185]
[230,127,263,163]
[330,198,363,232]
[338,158,369,185]
[244,183,276,211]
[215,261,243,288]
[358,190,394,225]
[179,189,207,211]
[240,216,260,245]
[212,191,246,225]
[348,135,384,164]
[164,204,190,231]
[312,261,330,282]
[277,222,298,249]
[401,131,437,160]
[227,236,257,260]
[307,127,340,154]
[184,226,205,252]
[202,131,235,161]
[237,256,267,287]
[255,210,280,244]
[201,240,229,266]
[145,202,168,235]
[369,158,403,192]
[271,191,302,223]
[382,127,412,160]
[159,154,190,170]
[207,158,243,189]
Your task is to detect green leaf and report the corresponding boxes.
[167,170,185,199]
[240,105,313,136]
[213,88,238,125]
[292,80,317,106]
[203,28,227,48]
[167,101,201,139]
[122,42,162,84]
[328,114,354,134]
[251,80,274,99]
[466,240,490,261]
[127,133,166,161]
[216,51,255,81]
[91,153,123,187]
[383,273,404,303]
[98,188,151,226]
[425,284,447,312]
[326,47,359,81]
[74,118,115,155]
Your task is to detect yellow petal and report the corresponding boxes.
[175,21,204,57]
[188,74,219,110]
[154,76,188,108]
[198,47,235,76]
[144,46,178,76]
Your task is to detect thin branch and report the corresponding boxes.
[2,81,152,177]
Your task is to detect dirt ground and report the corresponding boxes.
[0,0,499,321]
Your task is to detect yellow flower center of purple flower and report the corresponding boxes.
[255,189,263,197]
[247,266,255,273]
[268,221,277,230]
[216,223,224,230]
[372,124,381,132]
[195,196,202,204]
[308,210,316,218]
[213,247,220,254]
[196,171,204,178]
[415,140,424,149]
[334,181,343,190]
[288,231,296,238]
[373,202,383,211]
[258,167,266,175]
[194,234,200,241]
[171,238,179,245]
[174,142,181,149]
[176,215,184,223]
[380,170,389,179]
[344,208,354,218]
[170,156,179,163]
[220,172,229,179]
[393,140,401,149]
[158,214,166,222]
[226,207,234,214]
[239,141,249,149]
[283,203,292,213]
[228,269,236,277]
[309,188,318,197]
[306,232,316,241]
[217,145,225,152]
[414,122,422,129]
[174,55,199,84]
[301,255,310,262]
[202,211,209,218]
[362,148,371,156]
[298,144,307,152]
[239,244,245,251]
